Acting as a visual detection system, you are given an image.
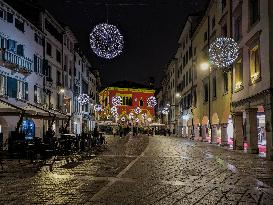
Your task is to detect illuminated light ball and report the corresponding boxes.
[129,112,134,120]
[111,106,118,114]
[121,116,126,122]
[209,37,239,68]
[134,107,142,114]
[94,104,103,112]
[147,96,157,107]
[78,94,89,105]
[141,113,147,119]
[162,107,169,115]
[135,118,139,123]
[90,23,124,59]
[147,117,152,122]
[112,96,122,106]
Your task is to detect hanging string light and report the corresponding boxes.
[112,96,122,106]
[78,94,90,105]
[135,118,139,123]
[90,23,124,59]
[209,37,239,68]
[147,96,157,107]
[134,107,142,114]
[94,104,103,112]
[141,113,147,119]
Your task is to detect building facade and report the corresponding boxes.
[99,83,155,126]
[159,0,273,160]
[0,0,100,145]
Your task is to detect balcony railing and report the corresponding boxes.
[0,49,32,75]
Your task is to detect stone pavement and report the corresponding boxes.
[0,135,273,204]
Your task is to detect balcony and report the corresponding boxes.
[0,49,32,75]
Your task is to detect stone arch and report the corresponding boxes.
[211,113,220,125]
[220,110,230,124]
[193,117,200,126]
[202,116,209,126]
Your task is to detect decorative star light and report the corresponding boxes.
[94,104,103,112]
[147,96,157,107]
[134,107,142,114]
[78,94,89,105]
[147,117,152,122]
[90,23,124,59]
[141,113,147,119]
[209,37,239,68]
[121,116,126,121]
[135,118,139,123]
[112,96,122,106]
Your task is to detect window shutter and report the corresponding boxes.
[7,77,17,98]
[24,82,28,100]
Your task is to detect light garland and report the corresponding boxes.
[111,106,118,114]
[78,94,89,105]
[112,96,122,106]
[147,96,157,107]
[209,37,239,68]
[90,23,124,59]
[134,107,142,114]
[135,118,139,123]
[94,104,103,112]
[141,113,147,119]
[147,117,152,122]
[121,116,126,122]
[129,112,134,120]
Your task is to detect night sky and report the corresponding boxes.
[37,0,208,86]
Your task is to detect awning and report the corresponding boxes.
[0,99,70,120]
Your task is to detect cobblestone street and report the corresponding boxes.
[1,135,273,204]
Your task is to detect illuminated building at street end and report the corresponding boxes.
[99,81,156,125]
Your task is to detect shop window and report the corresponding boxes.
[21,119,35,140]
[250,44,260,84]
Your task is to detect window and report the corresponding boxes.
[222,24,228,37]
[249,0,260,26]
[0,9,4,19]
[223,72,228,93]
[193,88,197,107]
[234,16,242,41]
[0,75,6,95]
[189,46,192,59]
[204,31,208,42]
[34,85,43,104]
[7,12,13,23]
[17,45,24,56]
[34,54,43,73]
[17,80,28,100]
[34,33,43,45]
[186,71,188,86]
[235,58,243,89]
[212,76,217,98]
[15,18,24,32]
[222,0,227,12]
[56,49,61,63]
[189,68,192,82]
[211,16,215,30]
[46,65,52,80]
[7,77,17,98]
[139,99,144,106]
[57,70,61,85]
[204,83,209,102]
[46,42,52,56]
[250,44,260,83]
[7,39,17,52]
